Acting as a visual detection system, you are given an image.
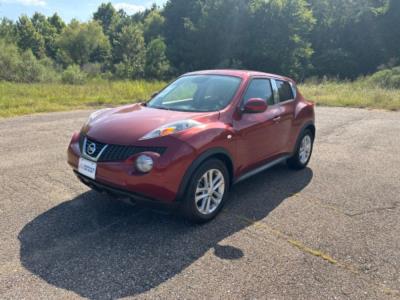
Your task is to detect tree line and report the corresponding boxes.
[0,0,399,84]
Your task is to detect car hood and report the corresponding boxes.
[84,103,219,145]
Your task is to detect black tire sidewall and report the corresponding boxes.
[181,159,230,223]
[288,130,314,169]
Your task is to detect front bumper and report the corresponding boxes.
[67,133,195,203]
[74,171,178,209]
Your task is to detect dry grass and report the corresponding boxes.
[300,81,400,111]
[0,80,166,118]
[1,79,399,118]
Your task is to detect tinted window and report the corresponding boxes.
[276,80,294,102]
[243,79,274,105]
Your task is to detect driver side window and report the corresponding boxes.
[243,79,274,106]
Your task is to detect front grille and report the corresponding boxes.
[85,138,107,159]
[80,134,166,162]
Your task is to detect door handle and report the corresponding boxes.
[273,116,281,122]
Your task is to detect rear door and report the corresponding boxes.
[271,79,296,153]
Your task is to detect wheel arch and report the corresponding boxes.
[176,148,234,202]
[292,121,316,154]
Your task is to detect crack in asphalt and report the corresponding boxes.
[226,211,400,298]
[345,202,399,217]
[305,197,399,219]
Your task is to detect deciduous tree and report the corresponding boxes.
[145,37,170,78]
[56,20,111,67]
[113,24,146,78]
[16,15,45,58]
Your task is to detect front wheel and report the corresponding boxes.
[287,129,314,170]
[181,159,229,223]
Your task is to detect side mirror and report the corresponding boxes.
[151,91,159,98]
[243,98,268,114]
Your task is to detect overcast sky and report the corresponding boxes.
[0,0,167,22]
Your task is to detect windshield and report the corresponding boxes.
[147,75,242,112]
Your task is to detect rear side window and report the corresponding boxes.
[275,80,294,102]
[243,79,274,105]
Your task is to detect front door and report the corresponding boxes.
[233,78,283,172]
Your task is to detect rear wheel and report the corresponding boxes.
[287,129,314,170]
[181,159,229,223]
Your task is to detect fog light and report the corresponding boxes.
[136,155,154,173]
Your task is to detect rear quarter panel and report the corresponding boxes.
[288,91,315,153]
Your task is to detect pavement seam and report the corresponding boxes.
[226,211,400,298]
[295,195,399,219]
[345,203,399,217]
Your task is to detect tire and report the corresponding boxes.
[181,159,230,223]
[287,129,314,170]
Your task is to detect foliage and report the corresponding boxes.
[82,63,103,78]
[93,2,120,38]
[61,65,87,85]
[244,0,315,79]
[145,37,170,78]
[31,13,61,59]
[113,24,146,79]
[16,15,45,58]
[56,20,111,67]
[0,0,400,82]
[307,0,390,78]
[365,67,400,89]
[0,39,58,83]
[0,40,22,82]
[143,10,165,43]
[48,13,65,33]
[0,18,17,42]
[163,0,315,78]
[163,0,207,72]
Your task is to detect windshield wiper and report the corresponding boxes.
[151,105,171,111]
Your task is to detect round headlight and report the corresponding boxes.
[136,155,154,173]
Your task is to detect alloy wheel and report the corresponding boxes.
[299,135,312,164]
[195,169,225,215]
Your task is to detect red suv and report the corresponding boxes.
[68,70,315,222]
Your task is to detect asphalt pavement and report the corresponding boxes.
[0,107,399,299]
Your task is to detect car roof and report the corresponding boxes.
[183,69,295,82]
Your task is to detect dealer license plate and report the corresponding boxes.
[78,158,97,180]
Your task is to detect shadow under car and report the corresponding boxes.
[18,165,313,299]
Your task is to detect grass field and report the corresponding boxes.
[0,80,166,118]
[0,80,399,118]
[301,81,400,111]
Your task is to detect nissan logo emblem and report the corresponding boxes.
[87,143,97,155]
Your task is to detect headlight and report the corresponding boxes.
[140,120,202,140]
[136,155,154,173]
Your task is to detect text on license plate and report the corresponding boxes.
[78,158,97,180]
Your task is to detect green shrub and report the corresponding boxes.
[61,65,87,84]
[0,39,58,83]
[0,40,21,82]
[82,63,102,78]
[366,67,400,89]
[18,51,59,83]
